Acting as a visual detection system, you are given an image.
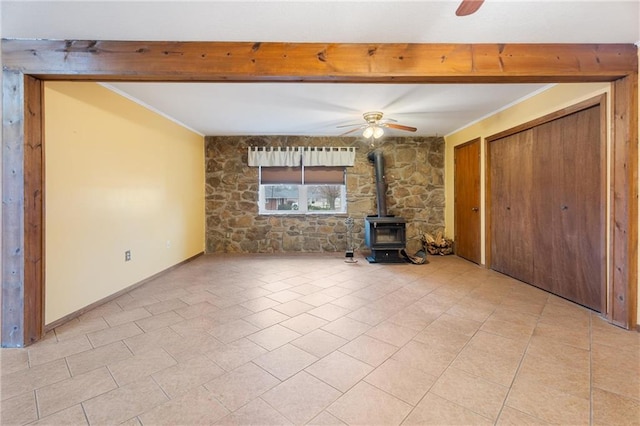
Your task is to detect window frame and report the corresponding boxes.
[258,165,347,215]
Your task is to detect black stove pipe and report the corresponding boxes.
[368,150,387,217]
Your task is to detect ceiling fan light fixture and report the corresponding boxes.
[363,125,384,139]
[339,111,413,138]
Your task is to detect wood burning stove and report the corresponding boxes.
[365,150,407,263]
[365,216,406,263]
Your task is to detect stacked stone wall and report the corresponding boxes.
[205,135,444,254]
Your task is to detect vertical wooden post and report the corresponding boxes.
[23,75,45,345]
[610,74,639,328]
[1,72,44,347]
[2,71,27,347]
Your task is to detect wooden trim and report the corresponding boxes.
[23,75,45,345]
[597,96,609,318]
[486,94,607,142]
[599,95,610,320]
[2,41,637,82]
[44,252,204,332]
[484,138,492,269]
[454,138,482,150]
[1,40,637,346]
[610,74,639,328]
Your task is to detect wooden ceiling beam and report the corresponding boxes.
[2,40,637,82]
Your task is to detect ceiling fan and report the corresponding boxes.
[456,0,484,16]
[338,111,417,139]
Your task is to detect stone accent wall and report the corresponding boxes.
[205,135,444,254]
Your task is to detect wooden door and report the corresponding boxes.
[454,139,481,264]
[553,106,604,310]
[489,137,512,275]
[532,118,562,295]
[490,131,534,281]
[508,130,535,283]
[532,106,604,310]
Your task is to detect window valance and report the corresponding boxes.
[248,146,356,167]
[248,147,301,167]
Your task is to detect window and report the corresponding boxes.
[259,166,347,214]
[249,146,355,215]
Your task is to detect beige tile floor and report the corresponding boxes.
[1,253,639,425]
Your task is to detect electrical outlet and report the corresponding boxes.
[166,240,171,248]
[125,250,131,262]
[226,232,231,238]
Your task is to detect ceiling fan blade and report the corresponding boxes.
[384,123,417,132]
[455,0,484,16]
[339,127,363,136]
[336,122,365,129]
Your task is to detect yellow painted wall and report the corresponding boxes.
[44,82,205,324]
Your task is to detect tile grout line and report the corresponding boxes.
[490,297,538,424]
[32,389,41,422]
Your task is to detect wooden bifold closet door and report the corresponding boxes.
[490,131,534,284]
[490,104,604,312]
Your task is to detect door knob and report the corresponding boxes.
[561,205,568,210]
[471,207,479,212]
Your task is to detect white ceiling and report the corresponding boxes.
[2,1,639,137]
